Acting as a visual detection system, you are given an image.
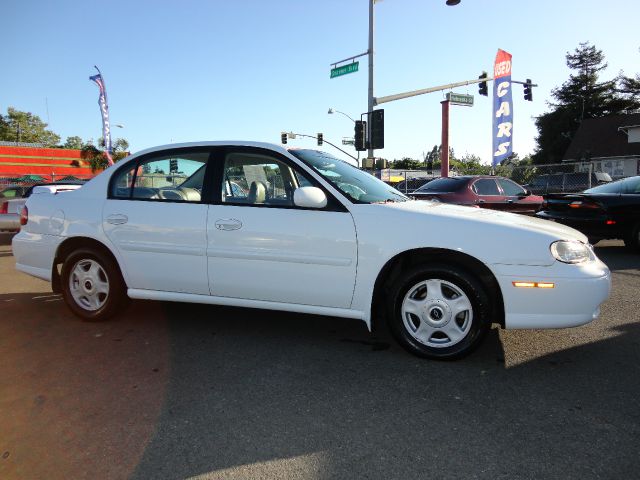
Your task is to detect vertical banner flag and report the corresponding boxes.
[492,49,513,167]
[89,66,113,166]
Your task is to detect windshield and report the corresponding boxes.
[416,177,466,193]
[584,176,640,194]
[290,149,408,203]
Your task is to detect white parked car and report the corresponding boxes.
[12,142,611,359]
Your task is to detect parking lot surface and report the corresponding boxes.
[1,233,639,479]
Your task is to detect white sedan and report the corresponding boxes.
[12,142,611,359]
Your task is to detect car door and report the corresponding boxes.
[206,147,358,308]
[496,178,539,214]
[471,178,505,210]
[102,147,212,294]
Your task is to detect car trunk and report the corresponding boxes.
[542,194,606,215]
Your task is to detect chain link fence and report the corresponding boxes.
[502,162,614,194]
[0,173,95,192]
[382,160,628,195]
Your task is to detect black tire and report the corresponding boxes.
[60,248,128,321]
[624,223,640,252]
[386,263,493,360]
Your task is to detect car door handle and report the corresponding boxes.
[478,199,485,204]
[507,199,514,203]
[106,214,128,225]
[215,219,242,231]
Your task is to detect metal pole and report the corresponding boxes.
[333,110,360,167]
[367,0,375,162]
[441,100,450,178]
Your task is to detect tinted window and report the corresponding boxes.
[416,177,465,193]
[0,188,19,198]
[473,179,500,195]
[585,176,640,194]
[497,178,525,196]
[530,176,547,187]
[548,175,563,187]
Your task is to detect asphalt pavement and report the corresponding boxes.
[1,233,638,480]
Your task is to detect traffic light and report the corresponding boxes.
[354,120,367,152]
[281,132,287,144]
[478,71,488,96]
[169,158,178,173]
[370,109,384,150]
[524,79,533,101]
[317,133,323,146]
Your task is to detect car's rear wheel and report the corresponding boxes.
[624,222,640,252]
[387,263,492,360]
[61,249,127,321]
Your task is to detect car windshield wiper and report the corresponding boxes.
[372,198,403,204]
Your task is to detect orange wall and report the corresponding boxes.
[0,145,97,180]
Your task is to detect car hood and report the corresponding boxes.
[350,200,590,266]
[387,200,587,241]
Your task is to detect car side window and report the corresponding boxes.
[497,178,525,196]
[221,152,313,207]
[473,179,501,196]
[111,152,208,202]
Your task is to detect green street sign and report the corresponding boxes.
[446,92,474,106]
[330,62,359,79]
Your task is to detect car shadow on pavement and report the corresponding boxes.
[594,242,640,272]
[2,287,638,480]
[126,302,639,480]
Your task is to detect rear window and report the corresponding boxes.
[585,176,640,194]
[415,177,466,193]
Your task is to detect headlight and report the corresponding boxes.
[550,240,594,264]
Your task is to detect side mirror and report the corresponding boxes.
[518,189,531,198]
[293,186,327,209]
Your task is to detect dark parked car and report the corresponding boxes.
[394,177,434,194]
[527,172,612,194]
[411,175,544,214]
[0,184,31,199]
[536,175,640,250]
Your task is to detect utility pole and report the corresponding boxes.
[367,0,375,162]
[441,100,450,177]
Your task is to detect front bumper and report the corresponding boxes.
[493,258,611,329]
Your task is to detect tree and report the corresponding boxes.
[533,43,640,164]
[0,107,60,146]
[391,157,422,170]
[63,136,84,149]
[453,153,490,175]
[81,137,130,172]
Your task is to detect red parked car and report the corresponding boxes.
[410,175,544,215]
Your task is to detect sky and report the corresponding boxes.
[2,0,638,165]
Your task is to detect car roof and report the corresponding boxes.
[130,141,287,158]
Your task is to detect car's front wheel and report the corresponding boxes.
[60,249,127,321]
[387,263,492,360]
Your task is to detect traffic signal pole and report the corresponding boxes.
[282,132,359,163]
[367,0,375,161]
[375,76,495,106]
